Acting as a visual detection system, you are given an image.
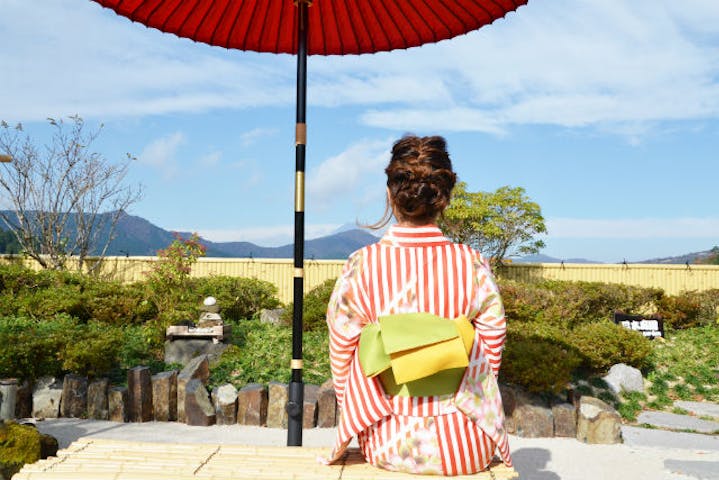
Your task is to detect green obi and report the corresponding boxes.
[358,312,474,397]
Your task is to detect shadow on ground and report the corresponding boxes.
[512,447,561,480]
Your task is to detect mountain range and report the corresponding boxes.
[1,211,715,263]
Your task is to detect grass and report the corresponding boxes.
[615,324,719,421]
[208,318,330,389]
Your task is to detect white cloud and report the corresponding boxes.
[138,132,185,178]
[547,217,719,239]
[239,128,278,147]
[307,138,391,207]
[199,151,222,167]
[3,0,719,139]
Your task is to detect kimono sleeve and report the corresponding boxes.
[326,251,368,408]
[471,253,507,377]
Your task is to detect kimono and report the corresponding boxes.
[326,225,512,476]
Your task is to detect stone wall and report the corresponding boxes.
[4,371,622,443]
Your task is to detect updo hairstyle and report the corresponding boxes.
[383,135,457,225]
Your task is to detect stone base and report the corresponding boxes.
[164,340,228,366]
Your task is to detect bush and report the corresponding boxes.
[193,276,281,322]
[501,323,583,393]
[657,289,719,329]
[60,321,124,378]
[0,315,76,380]
[568,320,652,371]
[280,278,336,332]
[498,279,663,327]
[80,281,157,325]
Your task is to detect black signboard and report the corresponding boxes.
[613,312,664,339]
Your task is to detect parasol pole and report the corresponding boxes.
[287,0,309,447]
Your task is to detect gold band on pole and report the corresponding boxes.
[291,359,303,369]
[295,171,305,212]
[295,123,307,146]
[294,267,304,278]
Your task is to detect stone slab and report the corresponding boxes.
[637,411,719,434]
[674,401,719,421]
[164,339,228,365]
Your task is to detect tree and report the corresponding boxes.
[439,182,547,268]
[0,116,143,272]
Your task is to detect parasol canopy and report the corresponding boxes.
[89,0,529,446]
[90,0,527,55]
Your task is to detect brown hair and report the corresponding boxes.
[371,135,457,228]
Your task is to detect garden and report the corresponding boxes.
[1,253,717,420]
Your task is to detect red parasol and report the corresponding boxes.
[90,0,528,445]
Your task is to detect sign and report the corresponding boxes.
[613,312,664,339]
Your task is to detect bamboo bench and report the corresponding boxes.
[14,438,518,479]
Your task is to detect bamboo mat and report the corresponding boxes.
[14,438,518,480]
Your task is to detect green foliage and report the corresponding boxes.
[440,182,547,268]
[0,421,43,480]
[657,289,719,329]
[194,276,280,322]
[501,323,583,393]
[209,319,330,389]
[145,233,206,325]
[280,278,336,332]
[498,278,663,328]
[616,391,647,422]
[569,321,652,371]
[60,321,124,378]
[0,315,74,379]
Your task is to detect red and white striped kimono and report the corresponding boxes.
[327,225,512,476]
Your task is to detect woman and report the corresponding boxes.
[325,135,511,475]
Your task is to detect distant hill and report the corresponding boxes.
[0,211,378,260]
[513,253,600,264]
[637,248,718,265]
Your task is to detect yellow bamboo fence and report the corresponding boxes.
[2,255,718,303]
[14,438,517,480]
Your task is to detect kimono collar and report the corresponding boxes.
[380,224,452,248]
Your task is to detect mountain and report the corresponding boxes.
[513,253,600,264]
[636,248,718,265]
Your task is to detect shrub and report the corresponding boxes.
[568,320,652,371]
[501,323,583,393]
[193,276,280,322]
[280,278,336,332]
[80,281,157,325]
[0,315,76,380]
[657,289,719,330]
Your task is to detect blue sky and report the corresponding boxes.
[2,0,718,262]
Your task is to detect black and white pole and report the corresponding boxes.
[287,0,309,447]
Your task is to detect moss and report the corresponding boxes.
[0,420,42,479]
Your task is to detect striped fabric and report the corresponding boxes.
[326,225,511,475]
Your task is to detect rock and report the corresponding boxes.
[127,367,153,422]
[577,396,622,444]
[603,363,644,395]
[152,371,178,422]
[267,382,289,428]
[260,308,285,326]
[39,432,58,459]
[177,355,209,423]
[552,402,577,437]
[0,379,18,421]
[513,393,553,438]
[108,387,129,423]
[61,374,88,418]
[164,339,228,366]
[0,420,55,480]
[317,379,337,428]
[212,384,238,425]
[87,378,110,420]
[14,380,32,420]
[237,383,268,426]
[185,379,215,426]
[303,384,320,429]
[32,377,63,419]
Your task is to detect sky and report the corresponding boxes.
[1,0,718,263]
